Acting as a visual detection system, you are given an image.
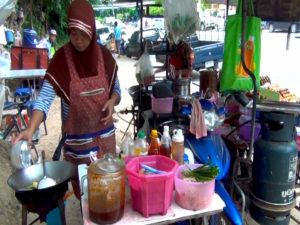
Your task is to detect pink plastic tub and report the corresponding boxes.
[151,95,173,114]
[174,164,215,210]
[126,155,178,217]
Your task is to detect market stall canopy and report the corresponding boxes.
[0,0,17,25]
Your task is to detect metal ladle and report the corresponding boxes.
[38,150,56,189]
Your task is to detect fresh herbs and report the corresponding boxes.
[183,163,219,182]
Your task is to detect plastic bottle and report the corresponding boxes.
[148,129,160,155]
[120,132,134,159]
[171,129,185,165]
[133,131,148,156]
[160,126,171,157]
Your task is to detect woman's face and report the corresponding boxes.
[69,28,91,52]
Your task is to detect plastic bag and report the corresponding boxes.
[163,0,200,44]
[0,50,11,78]
[135,49,154,86]
[0,0,17,25]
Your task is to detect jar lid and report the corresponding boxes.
[90,153,125,175]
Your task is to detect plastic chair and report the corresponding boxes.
[13,88,48,136]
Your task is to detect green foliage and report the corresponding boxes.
[116,13,123,20]
[149,6,164,16]
[19,0,97,49]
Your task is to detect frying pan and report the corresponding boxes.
[7,160,75,205]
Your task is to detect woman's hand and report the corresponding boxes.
[101,99,115,125]
[12,110,44,147]
[12,129,34,148]
[101,91,120,125]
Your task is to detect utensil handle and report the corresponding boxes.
[80,175,87,196]
[52,133,67,161]
[42,150,45,161]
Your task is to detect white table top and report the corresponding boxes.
[0,69,46,79]
[78,164,225,225]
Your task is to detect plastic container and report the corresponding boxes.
[126,155,179,217]
[171,129,185,165]
[5,30,14,44]
[121,132,135,158]
[151,95,173,114]
[133,131,148,156]
[174,164,215,210]
[23,28,37,47]
[10,140,32,169]
[238,122,261,142]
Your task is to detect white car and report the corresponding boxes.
[96,24,112,43]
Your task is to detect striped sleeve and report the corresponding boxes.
[33,80,56,119]
[113,75,121,97]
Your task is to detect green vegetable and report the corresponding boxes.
[183,163,219,182]
[26,181,38,190]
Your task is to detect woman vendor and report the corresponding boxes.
[13,0,121,199]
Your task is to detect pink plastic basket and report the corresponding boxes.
[151,95,173,114]
[126,155,178,217]
[174,164,215,210]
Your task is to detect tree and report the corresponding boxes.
[5,0,98,47]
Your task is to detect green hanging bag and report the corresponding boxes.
[220,0,261,92]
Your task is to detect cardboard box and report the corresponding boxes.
[11,46,49,70]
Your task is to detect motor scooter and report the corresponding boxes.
[184,98,244,225]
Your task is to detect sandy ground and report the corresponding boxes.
[0,55,138,225]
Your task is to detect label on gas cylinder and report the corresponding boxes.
[288,154,298,182]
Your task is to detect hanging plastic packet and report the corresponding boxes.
[136,47,154,86]
[163,0,200,44]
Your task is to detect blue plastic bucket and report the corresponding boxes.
[23,28,37,47]
[5,30,14,44]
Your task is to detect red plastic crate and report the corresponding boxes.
[126,155,178,218]
[11,46,49,70]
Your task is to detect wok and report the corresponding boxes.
[128,85,151,109]
[7,160,75,205]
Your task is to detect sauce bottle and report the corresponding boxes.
[171,129,184,165]
[160,126,171,157]
[148,129,160,155]
[134,131,148,156]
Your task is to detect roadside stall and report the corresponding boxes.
[77,0,300,224]
[116,0,300,225]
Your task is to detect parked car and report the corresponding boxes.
[125,28,162,58]
[96,24,112,44]
[216,12,226,31]
[152,34,224,70]
[199,9,217,30]
[267,21,299,33]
